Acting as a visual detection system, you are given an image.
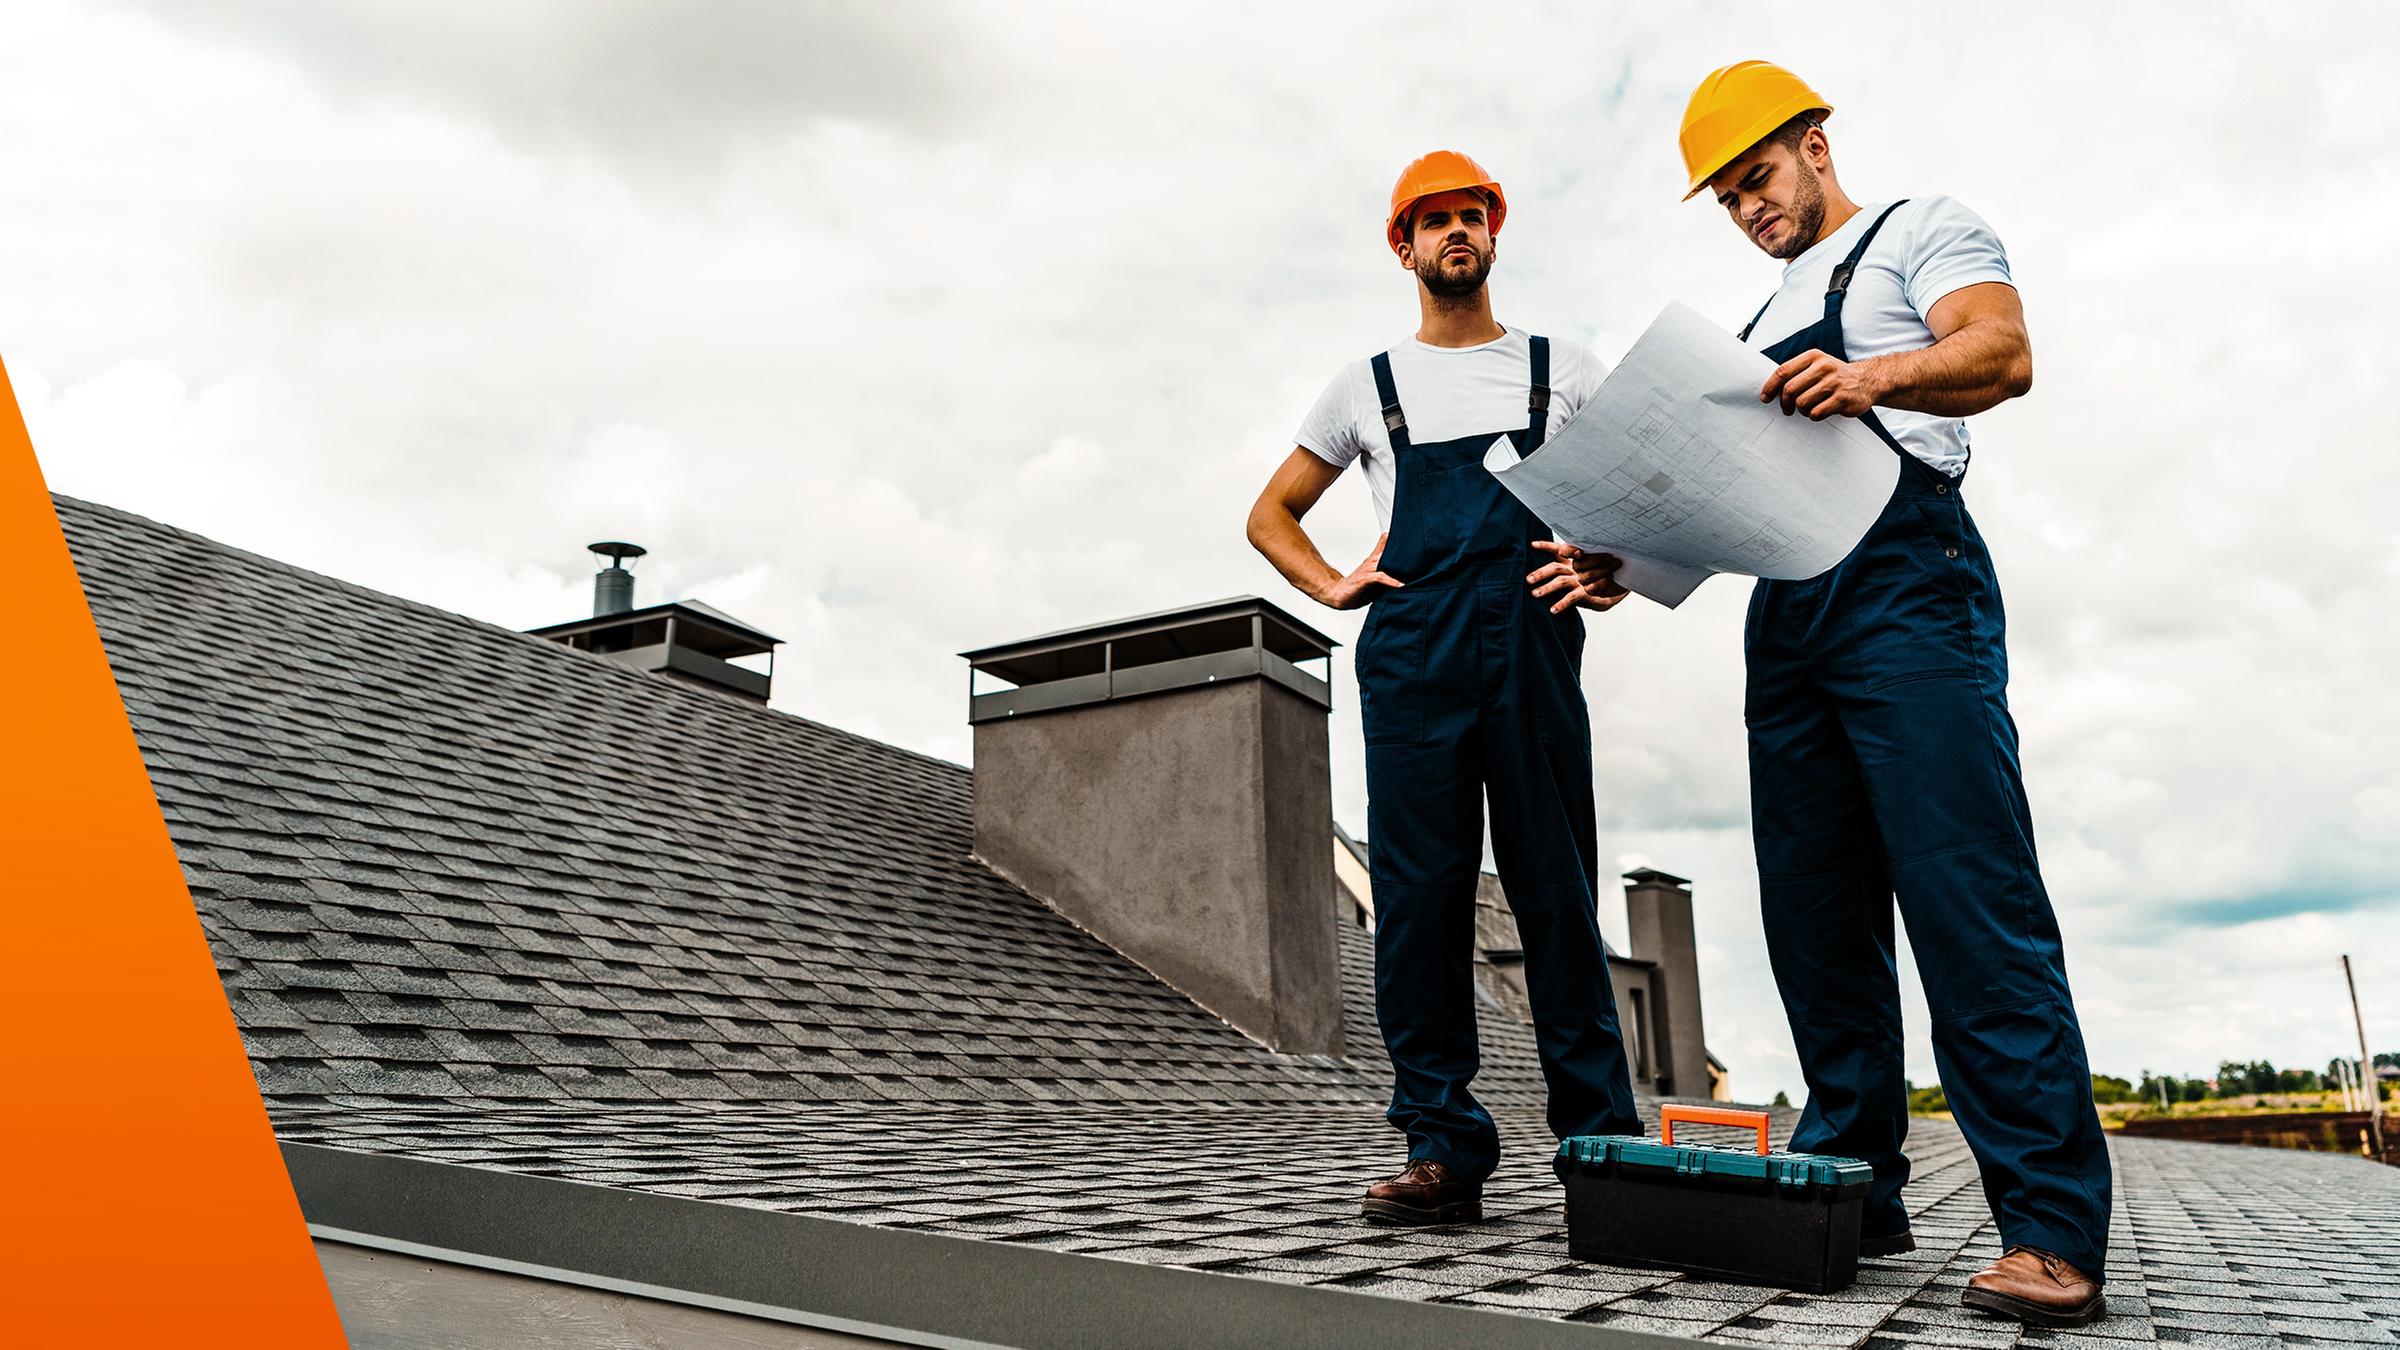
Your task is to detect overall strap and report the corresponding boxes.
[1830,201,1922,470]
[1525,335,1552,450]
[1735,198,1913,341]
[1369,351,1410,452]
[1822,199,1911,312]
[1737,295,1774,343]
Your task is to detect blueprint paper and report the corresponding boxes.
[1486,301,1900,608]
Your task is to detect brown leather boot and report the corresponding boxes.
[1361,1160,1482,1226]
[1962,1246,2106,1326]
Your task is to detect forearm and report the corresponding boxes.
[1246,500,1340,602]
[1859,318,2032,419]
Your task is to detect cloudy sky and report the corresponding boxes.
[14,0,2396,1105]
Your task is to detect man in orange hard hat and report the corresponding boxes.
[1246,150,1642,1226]
[1585,60,2112,1323]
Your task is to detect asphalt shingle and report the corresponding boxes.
[59,494,2400,1346]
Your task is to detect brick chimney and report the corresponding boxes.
[961,598,1345,1055]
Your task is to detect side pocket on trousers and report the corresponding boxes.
[1356,605,1423,745]
[1535,608,1591,745]
[1908,497,1972,602]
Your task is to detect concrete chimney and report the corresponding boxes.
[1624,868,1709,1098]
[962,598,1344,1055]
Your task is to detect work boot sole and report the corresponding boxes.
[1361,1196,1483,1226]
[1961,1286,2106,1328]
[1859,1230,1916,1257]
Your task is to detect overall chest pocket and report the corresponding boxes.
[1391,434,1533,567]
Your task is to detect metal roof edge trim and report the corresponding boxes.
[309,1226,991,1350]
[282,1142,1686,1349]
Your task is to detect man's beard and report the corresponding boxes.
[1768,159,1828,260]
[1414,241,1492,298]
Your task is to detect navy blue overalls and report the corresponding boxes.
[1358,335,1643,1184]
[1740,203,2113,1272]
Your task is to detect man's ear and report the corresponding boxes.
[1394,240,1416,269]
[1803,125,1832,169]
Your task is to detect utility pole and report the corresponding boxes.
[2343,954,2383,1160]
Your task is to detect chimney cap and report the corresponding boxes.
[961,595,1335,680]
[527,598,781,656]
[590,541,647,567]
[1624,866,1693,888]
[961,596,1337,723]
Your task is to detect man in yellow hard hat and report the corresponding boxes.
[1246,151,1642,1226]
[1649,61,2109,1324]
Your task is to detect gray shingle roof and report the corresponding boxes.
[276,1099,2400,1345]
[59,492,1543,1110]
[59,492,2400,1346]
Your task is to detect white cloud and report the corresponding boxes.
[14,0,2398,1104]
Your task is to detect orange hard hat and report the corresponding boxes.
[1677,60,1833,200]
[1387,150,1507,250]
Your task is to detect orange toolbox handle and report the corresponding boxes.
[1659,1105,1772,1155]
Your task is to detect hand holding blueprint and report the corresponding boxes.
[1485,301,1899,607]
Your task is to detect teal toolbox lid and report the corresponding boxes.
[1558,1136,1872,1200]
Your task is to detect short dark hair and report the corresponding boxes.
[1399,186,1494,241]
[1763,112,1824,156]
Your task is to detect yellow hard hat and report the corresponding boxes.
[1677,60,1832,200]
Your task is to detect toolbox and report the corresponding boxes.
[1559,1105,1874,1293]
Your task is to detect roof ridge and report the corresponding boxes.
[49,490,974,782]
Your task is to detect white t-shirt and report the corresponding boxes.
[1296,326,1609,530]
[1740,196,2012,478]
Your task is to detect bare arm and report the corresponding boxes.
[1762,281,2034,421]
[1245,447,1400,610]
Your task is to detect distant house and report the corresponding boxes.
[1332,828,1727,1102]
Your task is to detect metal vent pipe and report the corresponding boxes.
[590,541,645,616]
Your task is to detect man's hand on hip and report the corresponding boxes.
[1528,540,1629,614]
[1761,348,1887,421]
[1314,533,1404,610]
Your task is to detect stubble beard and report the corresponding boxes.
[1415,242,1492,300]
[1768,159,1829,261]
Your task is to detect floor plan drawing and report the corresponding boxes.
[1486,302,1897,608]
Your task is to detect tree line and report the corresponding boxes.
[1897,1053,2395,1115]
[2131,1053,2395,1105]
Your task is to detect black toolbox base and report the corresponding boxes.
[1564,1171,1864,1293]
